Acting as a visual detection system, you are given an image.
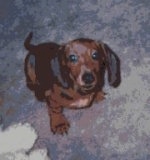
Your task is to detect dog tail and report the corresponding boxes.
[24,32,36,53]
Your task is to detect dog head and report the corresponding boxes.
[58,39,121,93]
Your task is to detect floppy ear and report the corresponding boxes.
[102,43,121,87]
[51,51,69,88]
[57,45,74,89]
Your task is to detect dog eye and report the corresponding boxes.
[68,55,78,63]
[92,52,99,60]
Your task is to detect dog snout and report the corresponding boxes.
[82,72,95,85]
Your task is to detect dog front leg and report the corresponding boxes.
[47,99,70,135]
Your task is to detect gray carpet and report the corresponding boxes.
[0,0,150,159]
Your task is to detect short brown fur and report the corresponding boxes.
[24,32,121,134]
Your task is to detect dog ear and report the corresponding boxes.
[102,43,121,87]
[51,53,69,88]
[57,45,74,89]
[56,46,71,88]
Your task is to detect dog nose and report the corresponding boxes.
[82,72,95,84]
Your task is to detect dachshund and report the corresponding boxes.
[24,32,121,135]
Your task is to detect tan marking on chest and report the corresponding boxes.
[70,98,89,108]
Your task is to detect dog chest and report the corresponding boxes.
[70,98,90,108]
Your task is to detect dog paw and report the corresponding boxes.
[50,113,70,135]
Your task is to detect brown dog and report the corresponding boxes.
[24,32,121,134]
